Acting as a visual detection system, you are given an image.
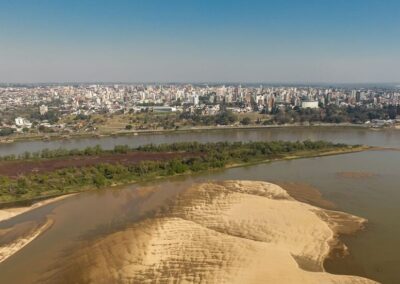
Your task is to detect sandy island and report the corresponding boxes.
[0,194,74,223]
[0,194,75,264]
[39,181,377,283]
[0,217,54,263]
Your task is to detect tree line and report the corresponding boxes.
[0,140,346,161]
[0,140,354,203]
[271,105,400,125]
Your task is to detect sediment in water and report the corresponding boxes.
[0,217,54,263]
[39,180,376,284]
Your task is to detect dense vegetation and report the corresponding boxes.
[179,110,238,126]
[271,105,400,124]
[0,141,357,203]
[0,128,15,136]
[0,144,118,161]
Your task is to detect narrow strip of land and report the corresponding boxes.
[0,141,370,206]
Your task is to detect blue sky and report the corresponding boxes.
[0,0,399,83]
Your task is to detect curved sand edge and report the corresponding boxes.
[0,194,75,223]
[0,217,54,263]
[40,180,377,283]
[0,194,75,264]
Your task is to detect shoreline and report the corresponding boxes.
[0,194,76,263]
[0,194,75,223]
[0,148,377,282]
[1,123,397,145]
[0,145,371,207]
[275,182,370,275]
[36,180,376,283]
[0,217,54,264]
[0,179,376,282]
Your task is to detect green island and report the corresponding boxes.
[0,140,369,206]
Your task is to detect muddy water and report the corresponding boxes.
[0,181,191,283]
[1,127,400,157]
[202,150,400,284]
[0,129,400,283]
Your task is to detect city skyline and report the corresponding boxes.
[1,0,400,83]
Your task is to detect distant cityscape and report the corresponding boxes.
[1,84,400,139]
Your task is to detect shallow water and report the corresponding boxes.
[0,128,400,283]
[201,150,400,283]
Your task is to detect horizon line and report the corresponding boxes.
[0,81,399,86]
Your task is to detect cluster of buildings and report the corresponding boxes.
[0,84,399,131]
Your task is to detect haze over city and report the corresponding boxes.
[1,2,400,284]
[1,0,400,83]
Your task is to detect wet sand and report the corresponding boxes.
[276,181,336,209]
[0,194,76,264]
[0,217,54,263]
[37,181,376,283]
[0,194,75,223]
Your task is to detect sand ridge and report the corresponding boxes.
[40,180,377,283]
[0,194,75,265]
[0,217,54,263]
[0,194,75,223]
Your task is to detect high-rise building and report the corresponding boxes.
[39,105,48,115]
[193,94,199,106]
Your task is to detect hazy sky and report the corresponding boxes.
[0,0,399,83]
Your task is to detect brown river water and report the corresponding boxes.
[0,127,399,283]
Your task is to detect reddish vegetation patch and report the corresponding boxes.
[0,152,199,178]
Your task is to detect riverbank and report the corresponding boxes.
[38,180,376,283]
[0,193,77,264]
[224,145,371,169]
[0,123,383,145]
[2,142,396,283]
[0,143,370,206]
[0,217,54,263]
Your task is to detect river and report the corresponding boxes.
[0,127,399,283]
[1,127,400,157]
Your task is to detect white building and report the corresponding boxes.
[151,106,177,112]
[15,117,32,128]
[192,94,199,106]
[301,101,319,109]
[39,104,48,115]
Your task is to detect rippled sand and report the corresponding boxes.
[39,180,376,283]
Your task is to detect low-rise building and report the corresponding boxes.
[301,101,319,109]
[15,117,32,128]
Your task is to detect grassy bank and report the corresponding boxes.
[0,123,377,145]
[0,141,370,206]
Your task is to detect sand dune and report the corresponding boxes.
[41,181,377,283]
